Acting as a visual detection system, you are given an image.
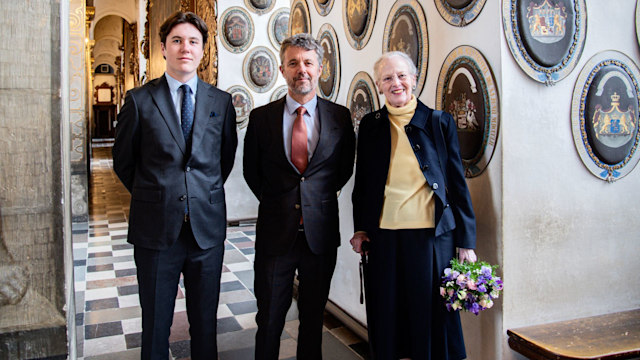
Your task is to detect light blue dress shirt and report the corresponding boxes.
[165,72,198,125]
[283,95,321,173]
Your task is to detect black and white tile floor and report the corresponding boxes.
[73,147,369,359]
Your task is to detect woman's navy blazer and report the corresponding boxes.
[352,99,476,249]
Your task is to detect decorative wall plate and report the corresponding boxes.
[244,0,276,15]
[290,0,311,36]
[342,0,377,50]
[314,0,336,16]
[243,46,278,93]
[435,0,487,26]
[383,0,429,96]
[502,0,587,86]
[571,51,640,182]
[636,0,640,48]
[271,85,289,101]
[227,85,254,130]
[316,24,341,102]
[436,45,499,178]
[347,71,380,134]
[219,7,254,54]
[268,8,290,50]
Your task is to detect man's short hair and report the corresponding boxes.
[159,11,208,46]
[279,33,324,65]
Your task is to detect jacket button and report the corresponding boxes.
[421,164,429,171]
[375,113,381,119]
[301,177,305,182]
[432,183,439,190]
[186,166,191,172]
[405,125,412,133]
[445,203,450,208]
[295,204,300,209]
[413,144,421,151]
[180,195,187,201]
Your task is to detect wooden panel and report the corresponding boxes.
[507,309,640,359]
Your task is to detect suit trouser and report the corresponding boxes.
[134,221,224,360]
[254,230,337,360]
[364,228,466,360]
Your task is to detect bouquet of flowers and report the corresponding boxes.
[440,259,503,315]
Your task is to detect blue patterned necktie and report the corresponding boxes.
[180,84,194,144]
[180,84,193,219]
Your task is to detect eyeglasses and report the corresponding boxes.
[380,73,410,84]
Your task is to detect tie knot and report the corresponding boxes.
[296,106,306,116]
[181,84,191,95]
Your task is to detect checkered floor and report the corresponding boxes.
[72,146,369,359]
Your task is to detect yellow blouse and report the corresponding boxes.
[379,95,435,229]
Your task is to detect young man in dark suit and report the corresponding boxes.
[243,33,356,360]
[112,11,237,360]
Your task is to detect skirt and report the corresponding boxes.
[364,228,467,360]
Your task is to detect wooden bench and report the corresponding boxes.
[507,309,640,359]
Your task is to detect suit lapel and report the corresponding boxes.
[190,79,218,155]
[269,98,292,170]
[149,76,186,154]
[307,98,340,173]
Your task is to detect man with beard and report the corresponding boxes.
[243,33,355,360]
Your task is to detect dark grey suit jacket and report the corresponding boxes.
[113,75,237,250]
[243,97,355,256]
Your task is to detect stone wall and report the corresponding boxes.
[0,0,67,358]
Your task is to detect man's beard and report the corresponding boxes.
[288,77,315,95]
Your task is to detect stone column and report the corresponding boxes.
[70,0,89,225]
[0,0,68,358]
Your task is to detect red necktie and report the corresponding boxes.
[291,106,308,174]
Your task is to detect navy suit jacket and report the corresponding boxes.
[243,97,355,256]
[352,100,476,249]
[112,75,237,250]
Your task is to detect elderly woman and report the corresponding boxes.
[350,51,477,360]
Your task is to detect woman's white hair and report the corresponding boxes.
[373,51,417,82]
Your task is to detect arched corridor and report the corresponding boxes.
[72,147,368,359]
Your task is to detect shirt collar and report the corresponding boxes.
[285,94,317,117]
[165,72,198,95]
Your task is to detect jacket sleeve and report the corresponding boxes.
[442,112,477,249]
[351,114,371,233]
[112,90,140,193]
[336,107,356,191]
[221,96,238,183]
[243,108,262,200]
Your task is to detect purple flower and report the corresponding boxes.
[469,302,481,315]
[481,266,492,277]
[477,284,487,293]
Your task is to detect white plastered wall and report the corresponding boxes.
[218,0,290,221]
[219,0,640,358]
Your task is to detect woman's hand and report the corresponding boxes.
[458,248,477,263]
[350,232,370,255]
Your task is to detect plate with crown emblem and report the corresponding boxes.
[314,0,336,16]
[383,0,428,96]
[436,45,499,178]
[243,46,278,93]
[290,0,311,36]
[219,7,254,54]
[571,51,640,182]
[316,24,341,102]
[347,71,380,135]
[343,0,377,50]
[435,0,487,27]
[502,0,586,85]
[227,85,254,130]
